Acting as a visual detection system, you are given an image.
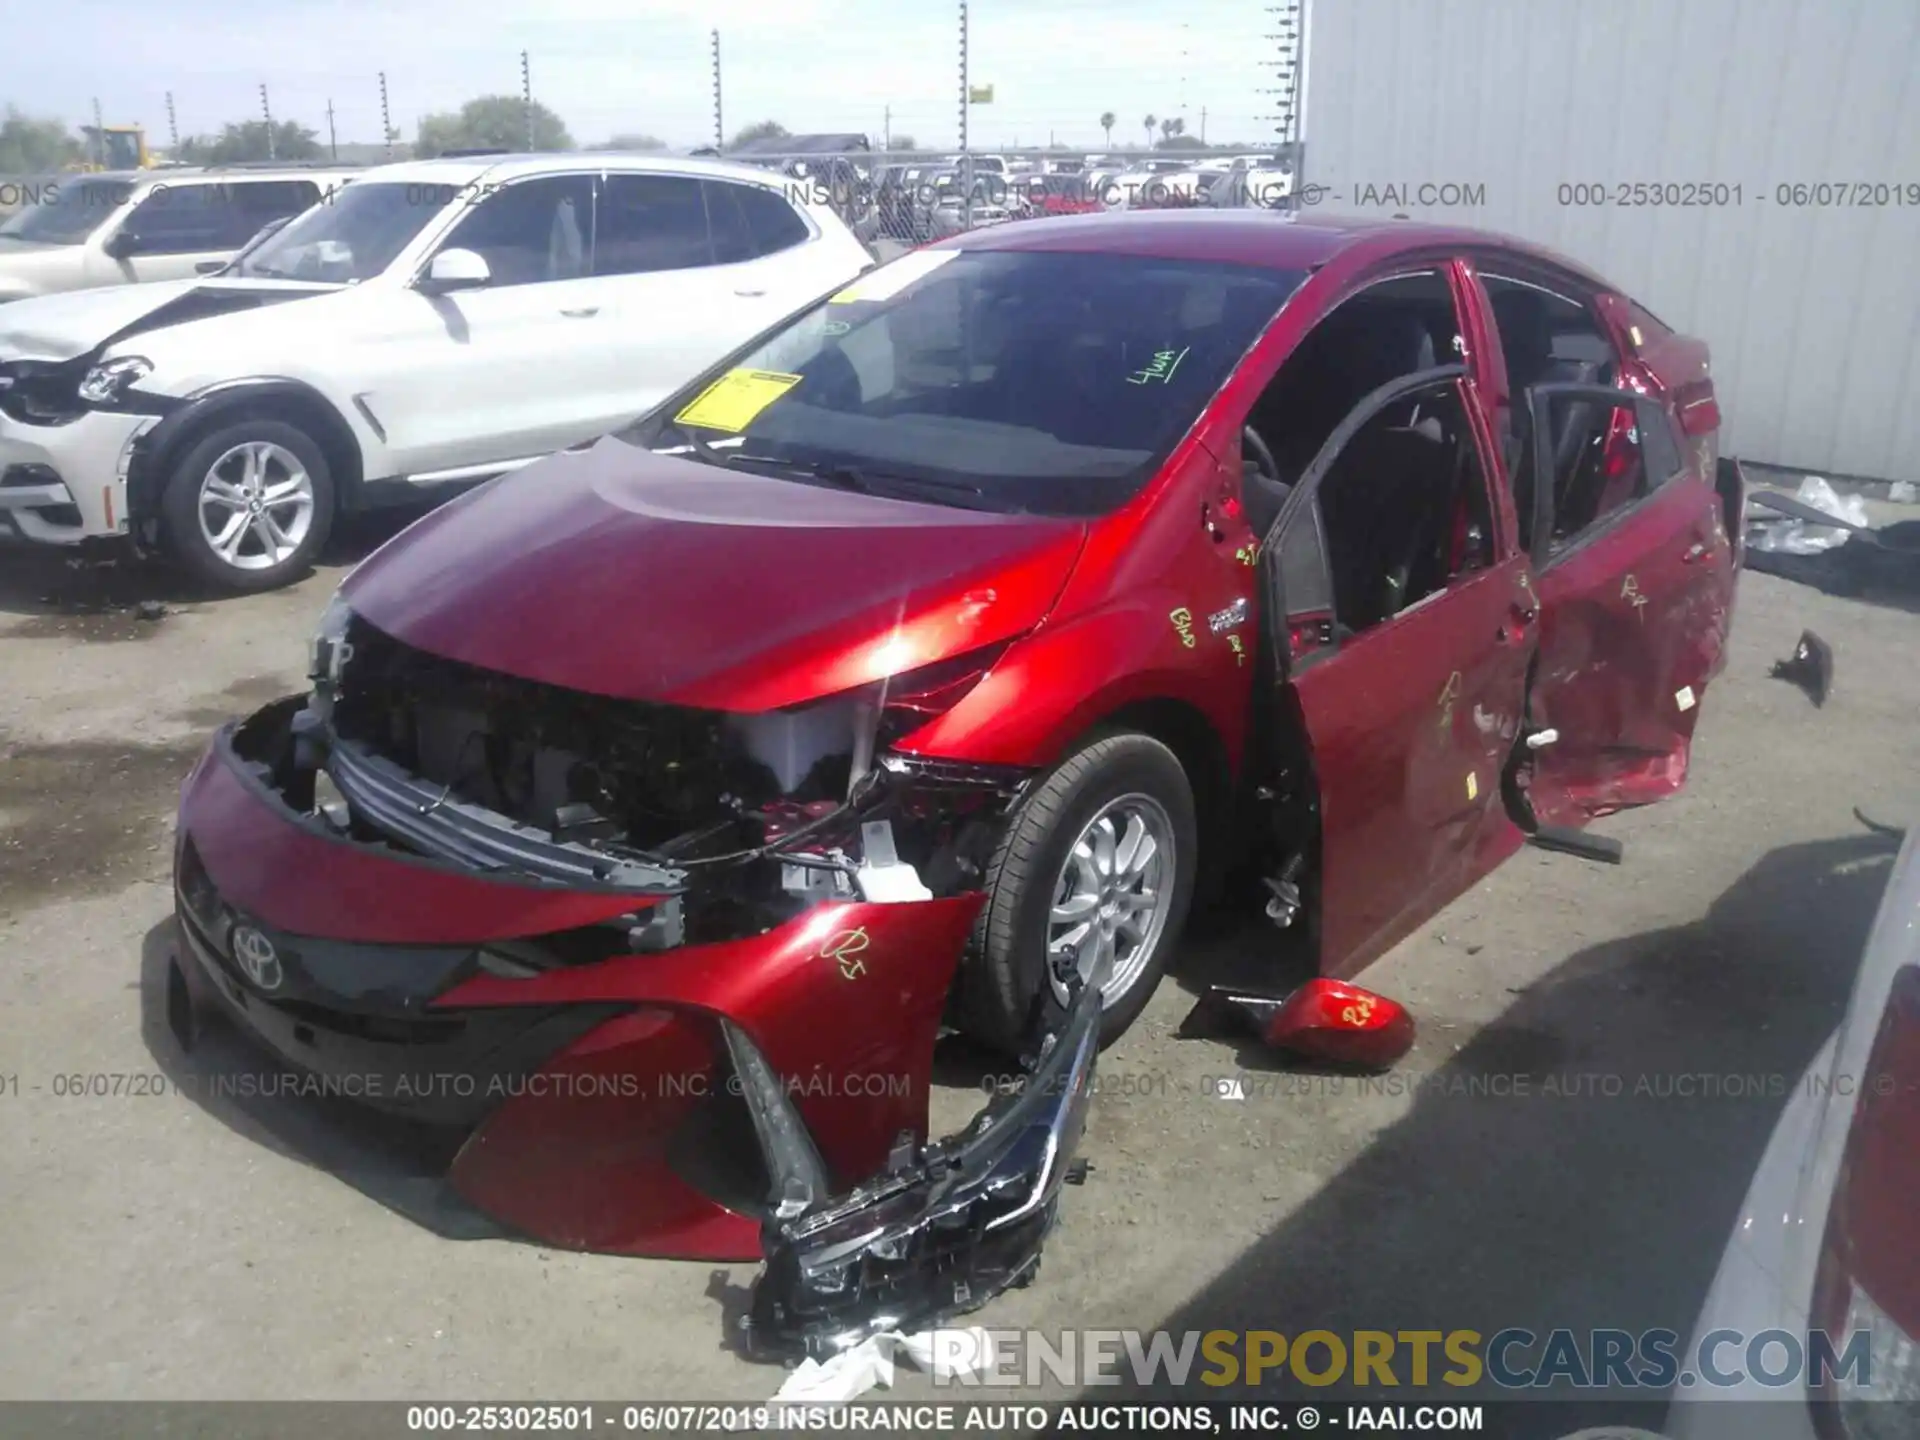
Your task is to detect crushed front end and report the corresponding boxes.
[170,599,1068,1279]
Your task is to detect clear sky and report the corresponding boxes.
[4,0,1290,152]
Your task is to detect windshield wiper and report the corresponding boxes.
[725,454,1001,509]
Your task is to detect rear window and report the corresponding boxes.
[625,249,1307,516]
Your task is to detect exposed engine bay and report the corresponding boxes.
[237,609,1031,959]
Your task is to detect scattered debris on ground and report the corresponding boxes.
[1769,630,1834,706]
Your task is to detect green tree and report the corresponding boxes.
[1158,116,1185,145]
[178,120,322,165]
[728,119,789,149]
[890,134,916,152]
[1141,114,1156,148]
[0,107,82,172]
[595,133,666,151]
[1098,111,1115,148]
[415,96,574,157]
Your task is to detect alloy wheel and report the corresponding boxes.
[1045,792,1177,1009]
[196,440,316,572]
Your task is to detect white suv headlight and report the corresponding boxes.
[77,356,153,404]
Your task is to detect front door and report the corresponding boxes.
[1516,382,1735,829]
[1264,367,1536,978]
[359,173,611,478]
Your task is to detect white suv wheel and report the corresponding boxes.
[196,440,316,572]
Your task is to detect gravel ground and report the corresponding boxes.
[1,513,1917,1415]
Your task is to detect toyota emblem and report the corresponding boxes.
[230,926,284,991]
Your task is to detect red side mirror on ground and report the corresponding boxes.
[1183,978,1416,1071]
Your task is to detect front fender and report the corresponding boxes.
[124,376,372,524]
[900,592,1256,771]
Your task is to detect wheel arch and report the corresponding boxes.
[1063,694,1238,909]
[127,378,365,541]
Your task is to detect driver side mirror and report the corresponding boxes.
[102,229,141,260]
[416,248,491,295]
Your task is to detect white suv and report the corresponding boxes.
[0,166,361,301]
[0,153,874,589]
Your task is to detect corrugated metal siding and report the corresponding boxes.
[1303,0,1920,483]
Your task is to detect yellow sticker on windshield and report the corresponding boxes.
[675,369,802,432]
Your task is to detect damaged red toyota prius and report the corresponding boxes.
[169,211,1740,1353]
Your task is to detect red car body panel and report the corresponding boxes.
[179,744,650,943]
[340,446,1088,711]
[899,437,1257,769]
[178,732,981,1259]
[1291,557,1536,979]
[169,212,1737,1261]
[442,897,981,1259]
[1451,250,1734,828]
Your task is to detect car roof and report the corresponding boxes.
[345,151,818,191]
[65,165,361,183]
[942,210,1613,286]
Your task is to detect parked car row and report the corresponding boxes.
[0,164,363,301]
[0,153,875,586]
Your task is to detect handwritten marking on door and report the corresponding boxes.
[1622,574,1648,621]
[1438,670,1463,730]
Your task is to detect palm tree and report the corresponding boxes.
[1159,117,1185,145]
[1142,114,1156,148]
[1099,111,1115,148]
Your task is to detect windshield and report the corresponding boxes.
[623,249,1306,516]
[230,181,437,282]
[0,178,132,245]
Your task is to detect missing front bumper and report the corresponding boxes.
[742,961,1105,1361]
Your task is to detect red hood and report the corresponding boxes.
[341,438,1088,710]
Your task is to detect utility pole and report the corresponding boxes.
[379,72,393,159]
[958,0,971,231]
[1200,106,1207,144]
[260,84,275,160]
[711,30,723,150]
[165,92,179,154]
[521,50,534,151]
[325,99,338,161]
[90,97,104,166]
[1262,1,1305,158]
[1179,21,1189,127]
[883,104,891,152]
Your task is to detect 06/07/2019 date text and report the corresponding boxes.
[1557,181,1920,207]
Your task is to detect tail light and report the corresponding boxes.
[1811,964,1920,1435]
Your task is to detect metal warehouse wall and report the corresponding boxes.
[1301,0,1920,484]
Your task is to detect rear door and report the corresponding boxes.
[584,172,779,420]
[1515,375,1734,829]
[702,178,863,330]
[1263,367,1537,978]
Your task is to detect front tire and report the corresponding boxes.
[160,419,335,593]
[957,732,1198,1054]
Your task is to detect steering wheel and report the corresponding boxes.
[1242,425,1280,484]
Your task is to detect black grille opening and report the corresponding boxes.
[0,361,88,425]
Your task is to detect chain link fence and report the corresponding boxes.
[726,145,1306,253]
